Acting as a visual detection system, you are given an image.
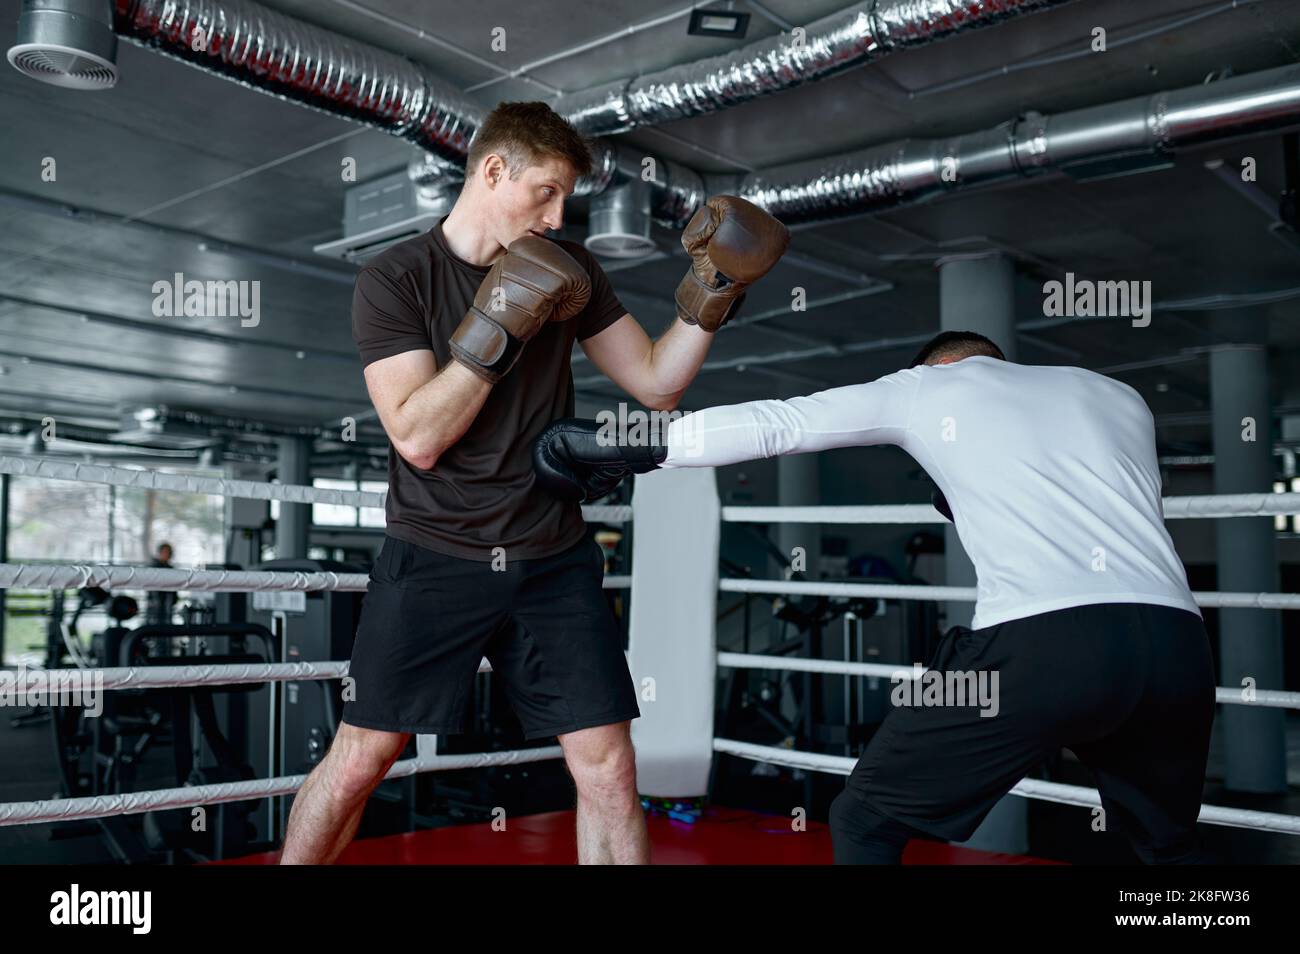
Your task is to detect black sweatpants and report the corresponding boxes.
[830,603,1216,864]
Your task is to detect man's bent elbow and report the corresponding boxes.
[395,439,438,471]
[644,391,683,413]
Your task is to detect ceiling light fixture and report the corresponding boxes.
[687,8,750,39]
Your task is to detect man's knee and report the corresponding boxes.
[327,724,409,798]
[568,748,637,802]
[829,790,915,865]
[561,725,637,804]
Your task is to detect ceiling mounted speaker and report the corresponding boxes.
[586,179,657,259]
[7,0,118,90]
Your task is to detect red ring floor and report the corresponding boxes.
[216,806,1062,864]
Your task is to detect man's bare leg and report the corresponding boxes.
[558,721,648,864]
[280,723,410,864]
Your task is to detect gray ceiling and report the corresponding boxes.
[1,0,1298,471]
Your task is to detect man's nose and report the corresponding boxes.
[543,200,564,232]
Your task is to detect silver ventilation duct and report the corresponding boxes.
[6,0,118,90]
[586,179,655,258]
[111,0,478,176]
[6,0,1071,231]
[738,64,1300,224]
[8,0,1299,239]
[556,0,1073,136]
[578,139,706,230]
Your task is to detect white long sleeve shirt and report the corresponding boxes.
[662,356,1198,629]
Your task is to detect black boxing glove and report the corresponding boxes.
[532,418,666,503]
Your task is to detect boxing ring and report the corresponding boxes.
[1,454,1297,859]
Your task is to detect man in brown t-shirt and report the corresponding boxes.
[281,102,788,865]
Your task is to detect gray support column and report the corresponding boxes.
[777,453,820,579]
[225,462,269,568]
[937,253,1026,854]
[776,452,821,751]
[276,437,311,561]
[1210,345,1286,793]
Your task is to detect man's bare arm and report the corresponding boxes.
[579,315,711,411]
[363,350,490,470]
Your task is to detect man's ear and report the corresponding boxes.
[482,154,505,189]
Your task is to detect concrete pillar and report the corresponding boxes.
[225,462,269,568]
[937,252,1027,854]
[777,453,820,579]
[776,452,822,745]
[1210,345,1286,792]
[275,437,311,561]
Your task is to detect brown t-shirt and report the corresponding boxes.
[351,217,626,561]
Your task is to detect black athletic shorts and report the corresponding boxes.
[844,603,1215,857]
[341,534,640,739]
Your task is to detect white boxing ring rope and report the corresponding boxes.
[0,744,565,828]
[0,564,631,593]
[711,740,1300,836]
[0,453,1297,846]
[0,563,372,593]
[0,453,636,526]
[716,652,1300,710]
[724,492,1300,524]
[8,658,511,694]
[718,577,1300,612]
[9,660,351,691]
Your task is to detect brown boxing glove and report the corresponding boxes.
[450,235,591,383]
[676,195,790,332]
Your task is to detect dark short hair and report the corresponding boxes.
[909,331,1006,368]
[466,101,593,181]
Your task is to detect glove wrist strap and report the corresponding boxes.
[449,308,524,383]
[675,271,745,332]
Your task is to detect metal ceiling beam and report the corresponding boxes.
[0,346,356,405]
[0,292,356,364]
[0,188,357,286]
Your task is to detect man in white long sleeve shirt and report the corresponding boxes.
[532,330,1216,864]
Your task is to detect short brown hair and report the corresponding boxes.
[466,101,593,181]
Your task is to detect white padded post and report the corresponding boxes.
[627,466,720,797]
